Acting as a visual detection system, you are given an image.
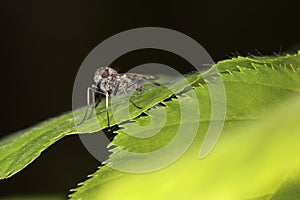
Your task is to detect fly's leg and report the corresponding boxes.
[105,92,110,127]
[94,93,101,108]
[76,87,95,126]
[88,86,96,120]
[123,88,142,109]
[77,85,104,126]
[129,98,142,109]
[87,85,105,121]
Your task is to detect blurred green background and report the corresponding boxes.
[0,0,299,198]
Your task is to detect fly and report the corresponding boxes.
[77,66,159,127]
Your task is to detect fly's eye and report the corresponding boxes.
[100,70,108,78]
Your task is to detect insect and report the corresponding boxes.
[77,66,159,127]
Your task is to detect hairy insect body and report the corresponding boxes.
[77,66,157,126]
[94,67,155,96]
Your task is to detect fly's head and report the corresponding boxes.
[93,67,120,95]
[93,67,118,84]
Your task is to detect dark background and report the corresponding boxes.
[0,0,299,198]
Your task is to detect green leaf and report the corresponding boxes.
[0,52,300,200]
[0,65,206,180]
[70,89,300,200]
[69,53,300,199]
[0,112,75,179]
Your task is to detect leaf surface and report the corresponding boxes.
[70,53,300,199]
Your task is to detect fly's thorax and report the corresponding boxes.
[98,75,120,95]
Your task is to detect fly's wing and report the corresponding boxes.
[122,73,160,86]
[112,73,159,96]
[121,73,158,81]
